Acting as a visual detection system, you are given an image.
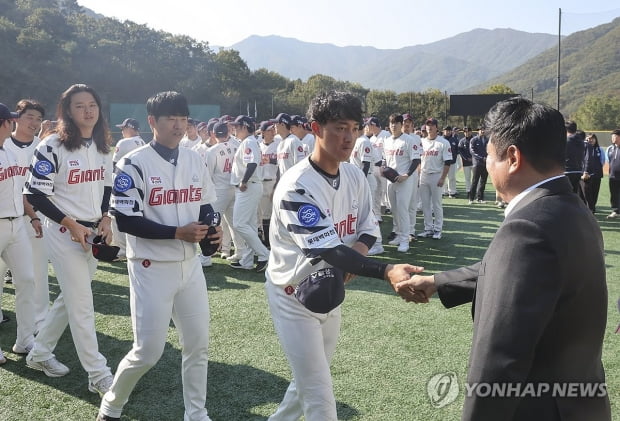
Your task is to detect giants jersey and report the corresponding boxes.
[421,136,452,174]
[179,135,202,149]
[350,135,373,174]
[110,144,216,261]
[112,136,145,164]
[266,159,379,287]
[277,134,306,175]
[230,135,263,185]
[25,134,113,222]
[0,136,40,217]
[301,133,316,155]
[205,140,237,188]
[370,129,390,164]
[260,140,279,180]
[383,133,421,175]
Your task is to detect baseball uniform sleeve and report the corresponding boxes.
[25,137,58,197]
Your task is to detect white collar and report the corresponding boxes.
[504,175,565,217]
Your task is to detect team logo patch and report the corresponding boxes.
[364,147,371,153]
[245,148,251,154]
[114,173,133,192]
[284,285,295,295]
[297,204,320,227]
[142,259,151,268]
[59,226,67,233]
[297,146,304,152]
[34,160,53,176]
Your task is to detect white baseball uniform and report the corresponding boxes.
[420,136,452,233]
[370,129,390,217]
[405,133,423,237]
[24,134,113,385]
[266,158,378,421]
[101,143,216,421]
[205,139,241,257]
[179,134,202,149]
[230,135,269,267]
[276,133,306,176]
[0,138,36,351]
[259,137,279,221]
[111,135,146,256]
[301,133,315,155]
[383,133,420,244]
[1,135,49,330]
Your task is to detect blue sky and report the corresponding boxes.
[77,0,619,49]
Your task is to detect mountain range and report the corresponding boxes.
[231,29,559,93]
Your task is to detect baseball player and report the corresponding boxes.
[258,120,278,248]
[97,91,220,421]
[111,118,145,258]
[179,117,202,149]
[290,115,315,155]
[0,102,37,359]
[402,114,423,242]
[382,114,421,252]
[274,112,306,179]
[442,126,460,197]
[204,121,242,261]
[23,84,114,396]
[350,122,383,255]
[229,115,270,271]
[266,91,423,421]
[418,118,451,239]
[366,117,390,223]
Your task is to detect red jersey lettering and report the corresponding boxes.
[148,185,202,205]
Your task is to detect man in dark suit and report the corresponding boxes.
[396,97,610,421]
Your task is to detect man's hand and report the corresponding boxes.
[206,225,223,245]
[175,222,211,243]
[395,274,437,303]
[63,218,93,251]
[239,182,248,192]
[30,219,43,238]
[98,216,113,244]
[384,264,425,300]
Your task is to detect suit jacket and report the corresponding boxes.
[435,176,610,421]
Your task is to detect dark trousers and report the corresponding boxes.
[566,173,582,194]
[470,164,488,201]
[580,177,601,213]
[610,178,620,213]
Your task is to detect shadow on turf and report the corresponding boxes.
[0,329,360,421]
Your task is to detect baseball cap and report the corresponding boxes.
[187,118,198,126]
[196,121,208,131]
[259,120,275,132]
[294,267,345,314]
[115,118,140,130]
[231,115,254,129]
[290,115,306,126]
[275,112,292,126]
[219,114,234,123]
[213,121,229,137]
[365,117,380,127]
[206,119,218,134]
[611,129,620,136]
[425,118,438,127]
[402,113,414,122]
[443,125,452,131]
[0,103,19,120]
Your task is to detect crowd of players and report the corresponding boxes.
[1,87,619,420]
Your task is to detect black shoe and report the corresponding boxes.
[255,260,268,272]
[387,231,397,241]
[384,208,391,215]
[4,270,12,284]
[0,315,10,324]
[96,414,120,421]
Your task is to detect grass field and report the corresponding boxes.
[0,178,618,421]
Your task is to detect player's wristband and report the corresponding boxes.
[30,218,41,224]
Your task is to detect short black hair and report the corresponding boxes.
[388,113,404,124]
[484,97,565,172]
[565,120,577,134]
[308,91,362,125]
[147,91,189,119]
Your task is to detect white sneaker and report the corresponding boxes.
[12,343,33,355]
[419,230,434,238]
[89,375,114,397]
[468,200,474,205]
[199,255,212,267]
[388,238,400,246]
[432,231,442,239]
[226,254,241,261]
[607,211,618,219]
[397,242,409,252]
[0,348,6,365]
[367,244,385,256]
[26,355,70,377]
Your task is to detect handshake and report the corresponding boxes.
[385,266,438,303]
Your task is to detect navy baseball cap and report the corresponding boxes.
[219,114,234,123]
[425,117,438,127]
[115,118,140,130]
[213,121,229,137]
[196,121,208,131]
[402,113,414,122]
[231,115,254,129]
[259,120,275,132]
[187,118,198,126]
[294,267,345,314]
[275,113,292,125]
[206,119,218,134]
[365,117,380,127]
[290,115,306,126]
[0,103,19,120]
[443,126,452,131]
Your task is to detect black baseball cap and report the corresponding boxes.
[231,115,254,130]
[275,113,292,125]
[425,118,438,127]
[259,120,275,132]
[213,121,229,137]
[115,118,140,130]
[365,117,380,127]
[0,103,19,120]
